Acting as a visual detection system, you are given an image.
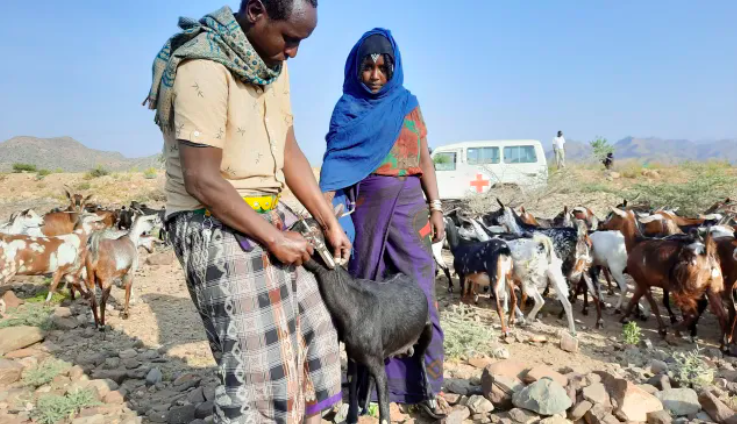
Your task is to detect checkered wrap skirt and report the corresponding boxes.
[167,209,342,424]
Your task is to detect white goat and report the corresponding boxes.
[0,209,44,235]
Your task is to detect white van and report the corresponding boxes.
[431,140,548,200]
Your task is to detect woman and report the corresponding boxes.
[319,28,448,418]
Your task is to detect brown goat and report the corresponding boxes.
[600,208,692,335]
[0,214,104,303]
[64,187,93,213]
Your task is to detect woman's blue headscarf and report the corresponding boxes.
[319,28,419,243]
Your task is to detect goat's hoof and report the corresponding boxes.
[596,319,604,329]
[658,329,667,338]
[121,312,130,320]
[613,308,622,315]
[607,290,615,296]
[582,309,589,316]
[638,315,648,322]
[620,317,630,325]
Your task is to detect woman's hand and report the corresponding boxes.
[268,231,314,267]
[430,210,445,243]
[326,224,352,266]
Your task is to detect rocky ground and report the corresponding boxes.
[2,167,737,424]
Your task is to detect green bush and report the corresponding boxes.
[22,358,72,387]
[143,167,158,179]
[440,303,495,360]
[76,182,92,191]
[669,348,714,388]
[622,321,641,346]
[32,389,101,424]
[0,303,54,330]
[589,136,614,163]
[35,169,52,180]
[85,165,109,179]
[12,163,37,173]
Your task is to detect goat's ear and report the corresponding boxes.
[563,206,569,214]
[84,194,94,203]
[520,206,527,214]
[610,207,627,218]
[64,189,72,200]
[333,203,344,219]
[622,199,628,207]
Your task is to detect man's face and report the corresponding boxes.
[244,0,317,68]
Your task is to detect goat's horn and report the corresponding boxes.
[496,198,505,208]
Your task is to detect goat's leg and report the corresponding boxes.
[364,360,390,424]
[415,322,437,408]
[643,288,668,337]
[662,289,678,325]
[727,289,737,348]
[611,268,629,314]
[582,273,604,329]
[507,274,518,327]
[603,267,615,295]
[687,296,709,344]
[45,271,64,305]
[551,276,576,336]
[99,283,112,330]
[527,287,545,322]
[122,274,133,320]
[704,289,729,349]
[347,360,360,424]
[621,285,646,324]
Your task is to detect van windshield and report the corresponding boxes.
[433,152,457,171]
[503,146,537,164]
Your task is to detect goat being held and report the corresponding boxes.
[293,214,437,424]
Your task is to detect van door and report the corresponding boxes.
[433,150,465,200]
[464,146,498,196]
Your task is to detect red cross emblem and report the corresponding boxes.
[470,173,490,193]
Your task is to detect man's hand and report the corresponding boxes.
[430,211,445,243]
[326,224,352,265]
[268,231,314,267]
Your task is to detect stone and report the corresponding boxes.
[482,366,524,408]
[648,374,672,391]
[92,370,128,385]
[195,401,214,419]
[122,358,142,370]
[583,384,611,408]
[167,404,196,424]
[190,421,206,424]
[203,386,216,402]
[638,384,659,395]
[0,360,23,385]
[493,346,511,359]
[71,415,106,424]
[52,316,79,330]
[119,349,138,360]
[568,401,593,422]
[698,391,737,424]
[647,410,673,424]
[468,395,495,414]
[147,252,175,266]
[146,367,164,386]
[470,357,496,369]
[508,408,540,424]
[540,416,571,424]
[525,366,568,388]
[561,333,579,353]
[69,365,85,380]
[445,406,471,424]
[0,326,44,355]
[649,360,669,375]
[445,393,461,405]
[390,403,409,422]
[88,379,119,399]
[657,389,700,417]
[1,291,23,309]
[529,335,548,344]
[77,352,108,367]
[52,307,72,318]
[187,387,205,404]
[615,381,664,422]
[584,404,618,424]
[173,373,201,391]
[513,379,572,416]
[147,409,168,423]
[104,391,125,404]
[4,348,42,360]
[104,357,122,369]
[486,361,531,381]
[444,378,480,396]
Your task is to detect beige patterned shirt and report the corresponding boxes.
[163,59,293,218]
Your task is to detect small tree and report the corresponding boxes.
[589,136,614,163]
[13,163,37,173]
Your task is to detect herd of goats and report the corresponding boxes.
[430,197,737,351]
[2,188,737,354]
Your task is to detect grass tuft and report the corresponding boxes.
[441,303,496,360]
[0,303,54,330]
[32,389,101,424]
[22,358,72,388]
[669,347,714,388]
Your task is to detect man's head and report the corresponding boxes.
[238,0,318,68]
[557,131,563,137]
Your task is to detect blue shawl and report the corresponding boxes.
[319,28,419,243]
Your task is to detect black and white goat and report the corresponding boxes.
[294,214,437,424]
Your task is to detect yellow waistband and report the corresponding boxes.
[204,194,280,216]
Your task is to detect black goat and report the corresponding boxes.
[293,217,437,424]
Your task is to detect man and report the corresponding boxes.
[553,130,566,169]
[144,1,351,423]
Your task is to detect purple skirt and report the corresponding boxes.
[347,174,444,404]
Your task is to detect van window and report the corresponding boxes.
[433,152,457,171]
[467,147,500,165]
[503,146,538,164]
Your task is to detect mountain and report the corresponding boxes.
[546,137,737,164]
[0,136,160,172]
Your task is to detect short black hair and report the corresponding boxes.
[241,0,318,20]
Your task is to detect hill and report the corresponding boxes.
[0,136,160,172]
[546,136,737,164]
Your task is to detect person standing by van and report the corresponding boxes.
[553,130,566,169]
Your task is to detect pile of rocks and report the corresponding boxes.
[0,293,220,424]
[434,354,737,424]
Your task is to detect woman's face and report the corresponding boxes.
[361,55,389,93]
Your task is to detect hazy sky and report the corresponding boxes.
[1,1,735,164]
